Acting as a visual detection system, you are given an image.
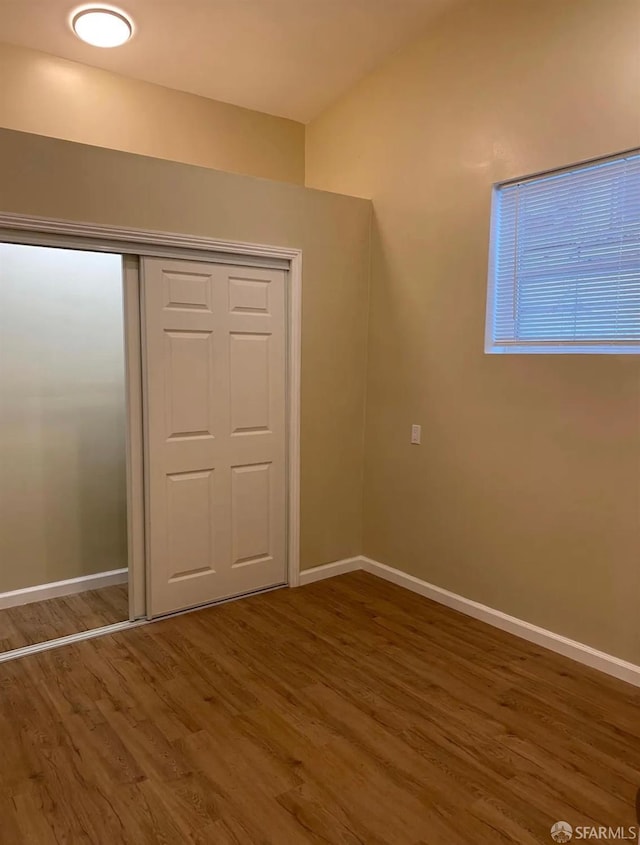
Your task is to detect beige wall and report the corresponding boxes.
[0,127,371,574]
[0,42,305,185]
[306,0,640,662]
[0,245,127,591]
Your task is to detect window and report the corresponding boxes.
[486,150,640,353]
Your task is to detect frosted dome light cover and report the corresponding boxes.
[72,8,133,48]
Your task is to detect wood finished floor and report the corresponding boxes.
[0,583,129,652]
[1,571,639,844]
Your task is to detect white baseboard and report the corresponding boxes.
[0,568,128,611]
[299,557,363,586]
[301,555,640,689]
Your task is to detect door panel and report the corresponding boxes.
[142,257,286,617]
[231,462,271,566]
[230,333,271,433]
[228,276,271,313]
[163,270,213,311]
[164,330,215,439]
[166,468,216,582]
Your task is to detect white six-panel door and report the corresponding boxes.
[141,258,287,617]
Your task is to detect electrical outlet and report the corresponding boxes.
[411,424,421,445]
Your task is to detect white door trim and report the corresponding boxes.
[0,212,302,591]
[0,213,291,267]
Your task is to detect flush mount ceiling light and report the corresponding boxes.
[72,7,133,48]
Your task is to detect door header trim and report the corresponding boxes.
[0,212,299,270]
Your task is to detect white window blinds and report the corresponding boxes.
[486,151,640,353]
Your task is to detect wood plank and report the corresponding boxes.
[0,571,638,843]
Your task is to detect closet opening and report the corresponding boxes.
[0,213,302,662]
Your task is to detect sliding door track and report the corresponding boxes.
[0,583,287,664]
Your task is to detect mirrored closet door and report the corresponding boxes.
[0,243,131,653]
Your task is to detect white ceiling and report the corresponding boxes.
[0,0,452,122]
